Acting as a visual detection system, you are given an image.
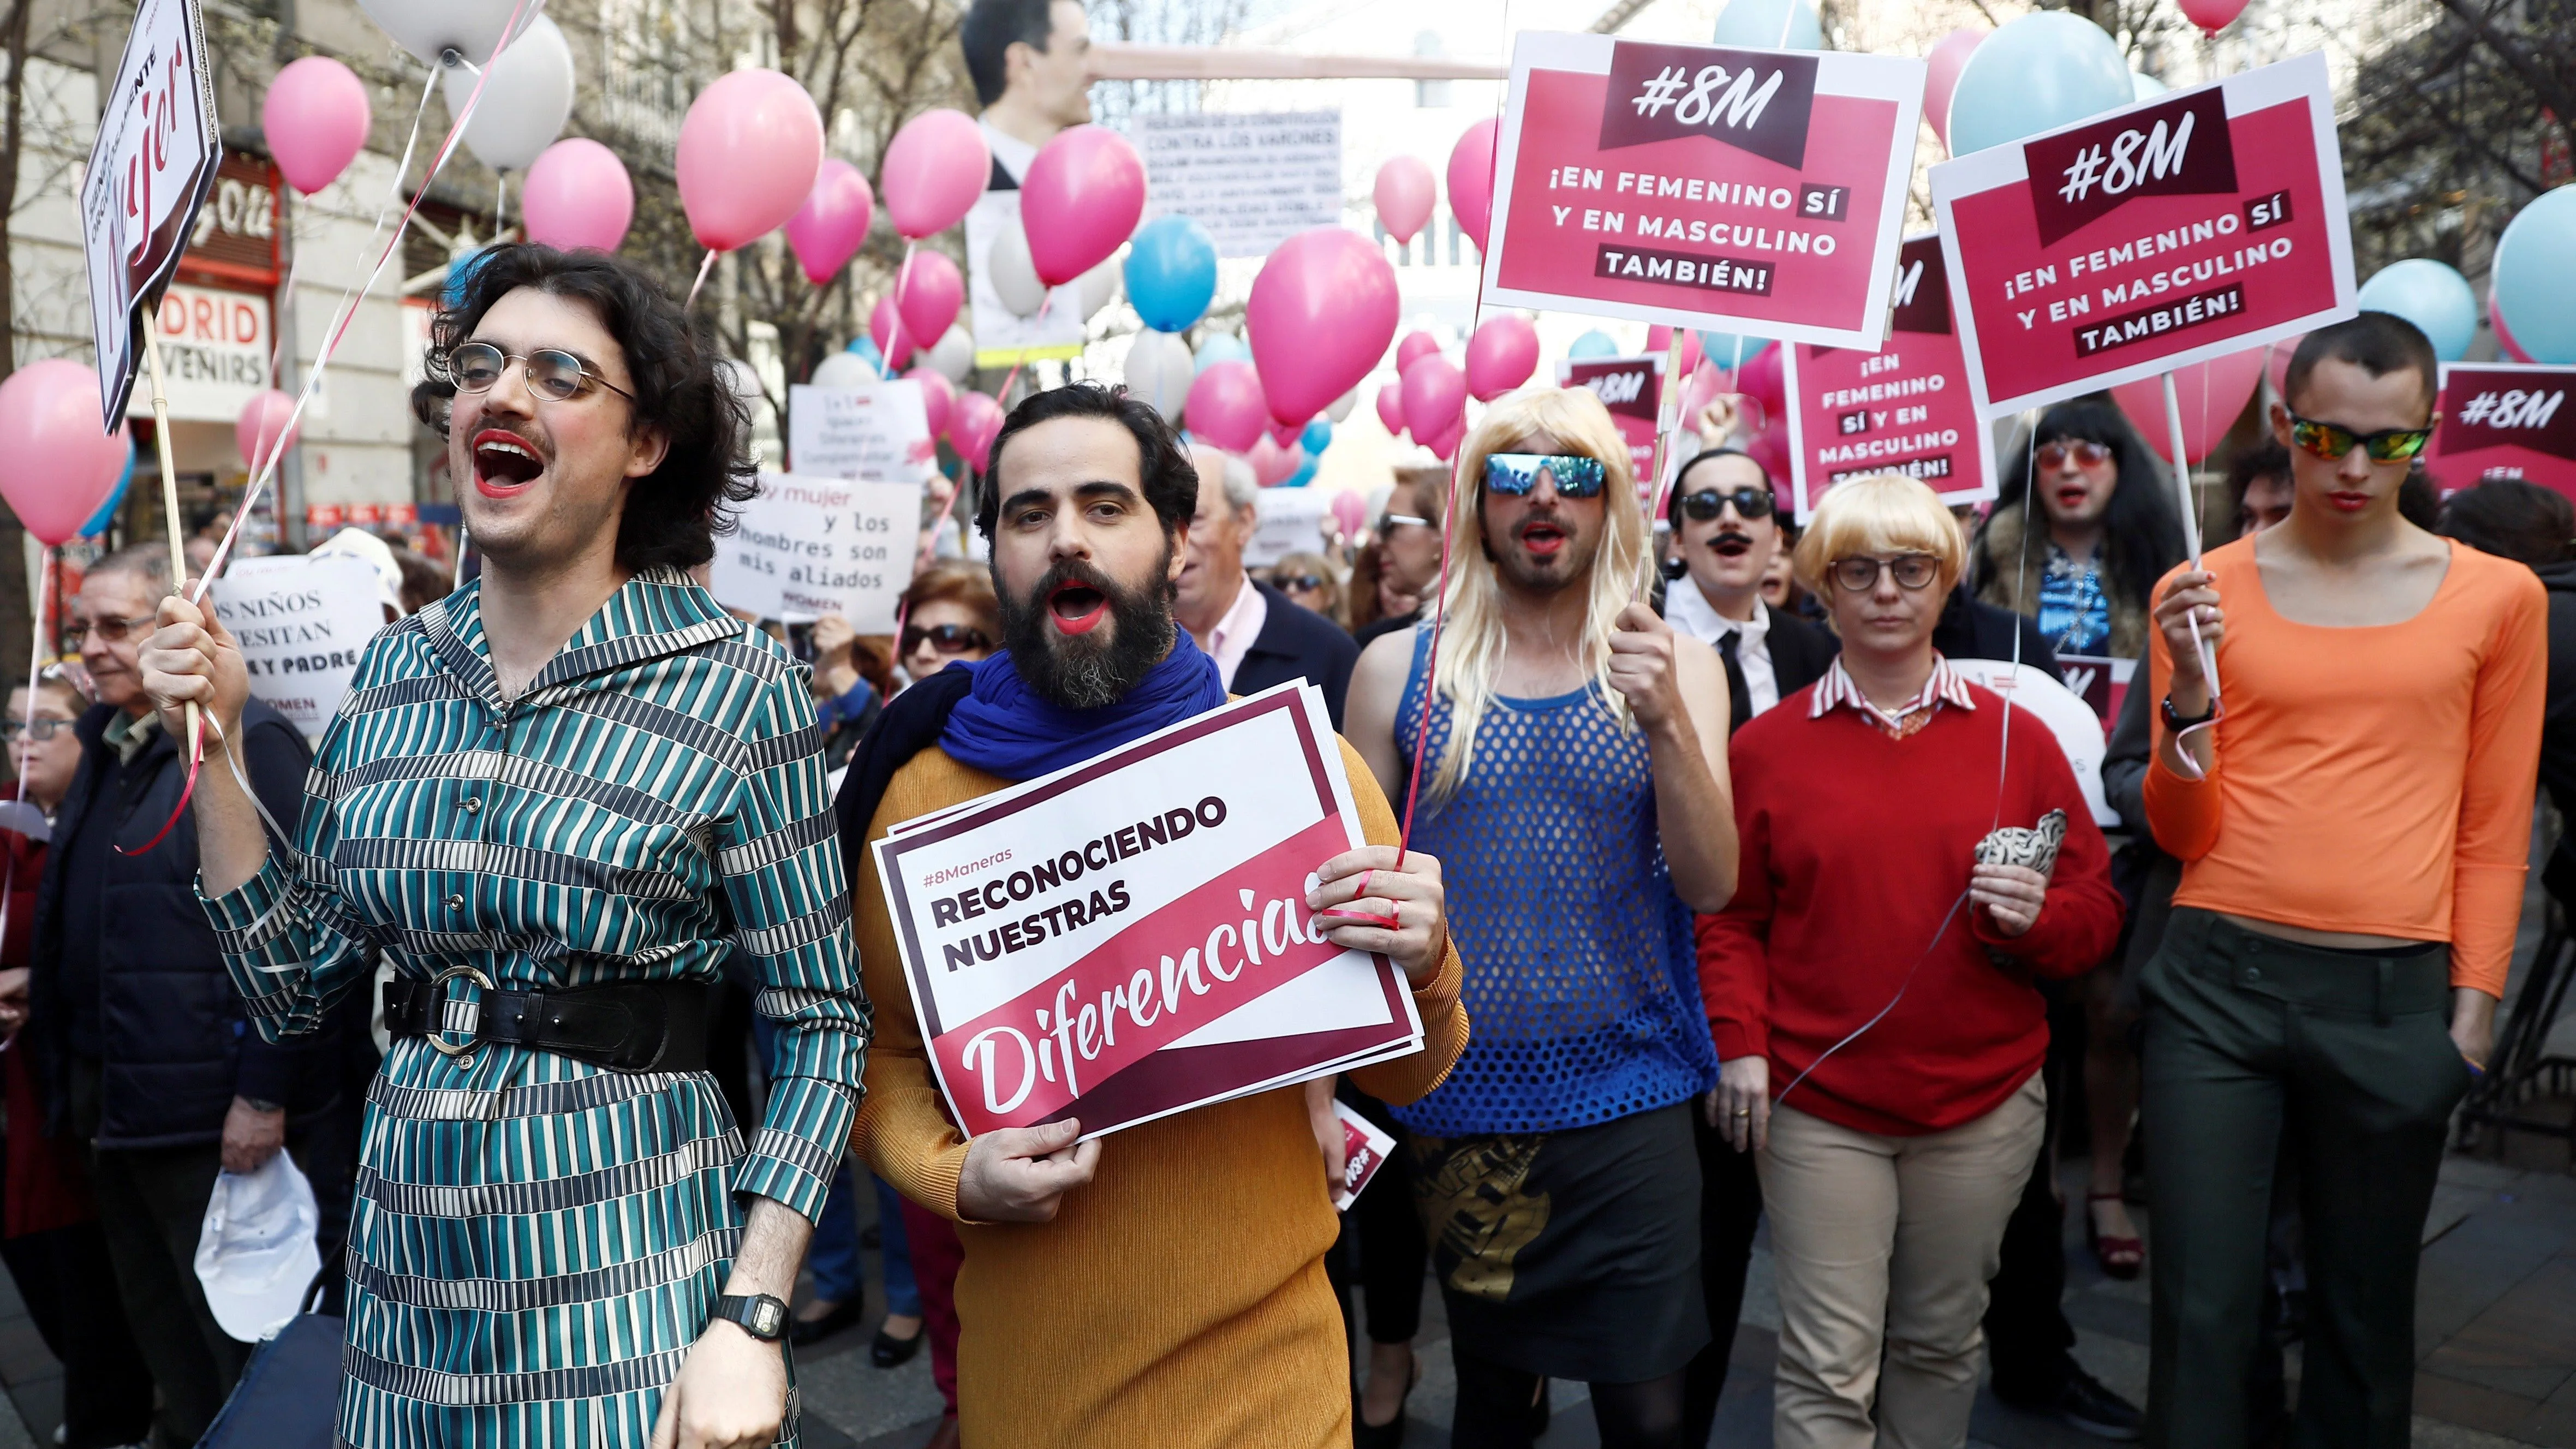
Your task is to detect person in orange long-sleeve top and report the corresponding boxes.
[2139,312,2547,1449]
[836,383,1468,1449]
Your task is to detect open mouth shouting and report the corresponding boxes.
[472,428,546,500]
[1518,518,1568,559]
[2053,484,2092,513]
[1047,580,1109,635]
[1709,531,1755,558]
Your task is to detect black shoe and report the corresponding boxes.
[1994,1365,2143,1442]
[788,1297,867,1348]
[1352,1355,1419,1449]
[871,1321,926,1368]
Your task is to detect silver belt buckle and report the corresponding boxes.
[427,963,496,1058]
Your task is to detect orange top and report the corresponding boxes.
[2145,536,2547,997]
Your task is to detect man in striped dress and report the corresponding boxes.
[140,245,870,1449]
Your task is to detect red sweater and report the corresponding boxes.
[1698,682,2124,1137]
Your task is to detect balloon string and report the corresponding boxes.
[2160,367,2222,783]
[192,0,544,599]
[685,247,717,310]
[885,242,918,371]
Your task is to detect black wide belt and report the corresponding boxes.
[383,973,709,1073]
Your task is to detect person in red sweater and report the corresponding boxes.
[1699,472,2124,1449]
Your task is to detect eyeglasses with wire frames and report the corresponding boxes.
[2036,439,2114,472]
[1828,553,1941,593]
[2,717,69,743]
[2284,412,2434,463]
[446,342,635,403]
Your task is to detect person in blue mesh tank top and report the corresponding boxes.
[1345,386,1737,1448]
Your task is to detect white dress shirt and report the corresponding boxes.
[1666,574,1781,716]
[1203,571,1269,689]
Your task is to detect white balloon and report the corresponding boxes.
[360,0,532,69]
[927,325,975,384]
[987,223,1048,319]
[444,17,573,172]
[811,351,878,389]
[2130,69,2168,102]
[1122,330,1194,425]
[1079,255,1123,321]
[1326,389,1357,423]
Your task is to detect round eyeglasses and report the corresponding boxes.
[446,342,634,403]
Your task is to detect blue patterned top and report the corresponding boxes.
[200,568,868,1447]
[1390,629,1718,1137]
[2039,543,2111,654]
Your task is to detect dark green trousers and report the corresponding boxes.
[2138,909,2468,1449]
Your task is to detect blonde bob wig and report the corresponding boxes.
[1790,472,1967,597]
[1420,386,1650,809]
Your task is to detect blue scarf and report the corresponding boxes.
[939,629,1229,783]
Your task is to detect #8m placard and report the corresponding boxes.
[1483,33,1924,349]
[1783,234,1996,521]
[873,685,1424,1142]
[1930,53,2356,418]
[2424,363,2576,500]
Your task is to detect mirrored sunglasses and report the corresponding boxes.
[2286,413,2432,463]
[1483,452,1606,498]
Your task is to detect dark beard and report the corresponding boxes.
[996,550,1178,711]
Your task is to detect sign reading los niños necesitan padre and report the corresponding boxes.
[1481,32,1925,349]
[873,684,1425,1142]
[1929,52,2357,418]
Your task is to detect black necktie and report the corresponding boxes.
[1717,630,1752,734]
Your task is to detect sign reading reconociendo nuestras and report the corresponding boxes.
[1481,33,1925,349]
[1929,52,2356,418]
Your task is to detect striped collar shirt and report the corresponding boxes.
[1809,653,1977,736]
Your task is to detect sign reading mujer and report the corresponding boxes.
[873,684,1424,1141]
[1930,53,2355,417]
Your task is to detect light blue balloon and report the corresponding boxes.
[2358,259,2479,362]
[82,440,134,538]
[2494,187,2576,365]
[2130,70,2168,102]
[1280,456,1319,489]
[1194,333,1251,372]
[1568,330,1620,360]
[1711,0,1821,50]
[1694,331,1776,371]
[848,335,885,372]
[1124,216,1219,334]
[1947,12,2132,157]
[1299,419,1333,456]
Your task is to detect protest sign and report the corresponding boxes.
[788,379,938,485]
[1245,488,1332,568]
[1930,53,2355,418]
[708,472,922,628]
[1135,111,1342,259]
[1558,354,1665,480]
[1782,234,1995,521]
[967,190,1084,368]
[1331,1100,1398,1210]
[1945,659,2117,827]
[81,0,223,427]
[2055,654,2136,736]
[211,553,387,741]
[2424,362,2576,499]
[1483,33,1924,349]
[873,684,1425,1142]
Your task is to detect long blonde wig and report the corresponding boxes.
[1419,386,1650,809]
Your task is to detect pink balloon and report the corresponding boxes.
[1402,356,1467,443]
[896,251,965,354]
[1447,119,1499,254]
[1397,331,1443,375]
[949,391,1006,474]
[2110,347,2267,464]
[1249,226,1402,426]
[1374,156,1436,245]
[1375,381,1407,438]
[1466,315,1539,402]
[786,159,874,285]
[0,360,128,547]
[1746,425,1792,488]
[522,139,634,252]
[263,57,371,194]
[1428,416,1464,462]
[2177,0,2248,34]
[869,296,917,371]
[1269,419,1304,449]
[906,366,955,440]
[1737,344,1787,431]
[1924,28,1984,151]
[2262,331,2308,406]
[1249,435,1298,486]
[2493,294,2535,363]
[676,69,825,252]
[1185,361,1269,454]
[1683,360,1726,416]
[881,110,990,241]
[1021,125,1146,288]
[1330,490,1369,540]
[1645,325,1703,375]
[236,390,300,470]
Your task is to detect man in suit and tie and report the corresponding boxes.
[1661,449,1838,732]
[1178,444,1361,724]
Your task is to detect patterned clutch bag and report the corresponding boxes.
[1975,808,2068,881]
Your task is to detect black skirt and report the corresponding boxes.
[1410,1101,1707,1383]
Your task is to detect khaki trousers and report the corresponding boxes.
[1761,1074,2046,1449]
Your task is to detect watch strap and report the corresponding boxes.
[714,1292,790,1342]
[2161,694,2215,731]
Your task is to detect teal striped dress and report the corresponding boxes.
[201,568,870,1447]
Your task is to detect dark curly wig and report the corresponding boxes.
[409,244,756,574]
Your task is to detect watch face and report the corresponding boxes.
[753,1300,784,1338]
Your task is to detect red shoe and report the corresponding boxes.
[2088,1191,2144,1279]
